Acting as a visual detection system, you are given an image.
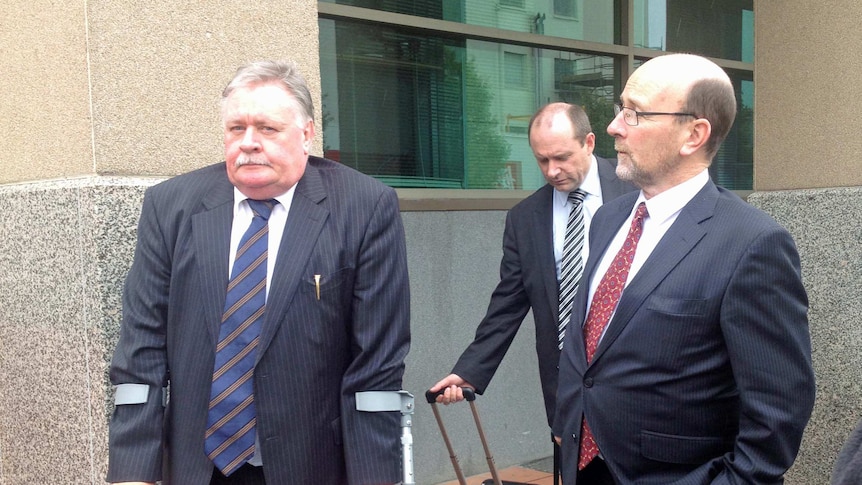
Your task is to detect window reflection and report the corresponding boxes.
[318,1,754,190]
[320,18,618,189]
[634,0,753,62]
[322,0,616,44]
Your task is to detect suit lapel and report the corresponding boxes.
[530,185,560,317]
[192,173,235,345]
[569,195,636,367]
[559,160,631,367]
[590,182,718,364]
[256,164,329,362]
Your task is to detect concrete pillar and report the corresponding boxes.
[754,2,862,482]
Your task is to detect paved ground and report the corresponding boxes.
[435,456,556,485]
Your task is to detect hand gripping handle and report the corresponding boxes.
[425,387,476,403]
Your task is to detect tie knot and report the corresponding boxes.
[247,199,276,220]
[634,201,648,221]
[568,189,587,205]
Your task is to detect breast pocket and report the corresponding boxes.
[288,268,355,346]
[645,295,707,316]
[302,267,353,301]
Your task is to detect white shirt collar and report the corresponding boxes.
[638,169,710,225]
[233,186,296,212]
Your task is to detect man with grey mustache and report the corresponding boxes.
[107,59,410,485]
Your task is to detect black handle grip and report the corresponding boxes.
[425,387,476,403]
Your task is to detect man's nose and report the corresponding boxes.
[607,111,626,137]
[240,128,261,151]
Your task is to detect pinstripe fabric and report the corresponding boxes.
[553,182,814,484]
[558,189,587,349]
[108,158,410,485]
[205,199,275,475]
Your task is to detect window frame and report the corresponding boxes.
[317,2,753,210]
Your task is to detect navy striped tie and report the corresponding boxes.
[558,189,586,349]
[205,199,275,475]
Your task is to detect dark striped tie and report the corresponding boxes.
[558,189,586,349]
[205,199,275,476]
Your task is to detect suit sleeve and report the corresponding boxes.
[832,419,862,485]
[340,187,411,485]
[709,225,815,483]
[451,209,532,394]
[106,190,170,483]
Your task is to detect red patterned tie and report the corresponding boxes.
[578,202,648,470]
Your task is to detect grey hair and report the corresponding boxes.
[681,77,737,160]
[221,59,314,124]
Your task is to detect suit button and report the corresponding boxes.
[572,432,578,441]
[584,377,594,387]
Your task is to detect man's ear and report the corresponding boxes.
[679,118,711,157]
[302,120,316,153]
[583,132,596,155]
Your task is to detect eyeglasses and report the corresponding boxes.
[614,103,697,127]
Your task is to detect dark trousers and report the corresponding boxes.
[577,457,616,485]
[210,464,266,485]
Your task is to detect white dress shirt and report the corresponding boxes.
[585,169,710,331]
[553,154,604,280]
[229,186,296,296]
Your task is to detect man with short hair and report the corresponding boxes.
[107,59,410,485]
[431,102,636,472]
[553,54,815,484]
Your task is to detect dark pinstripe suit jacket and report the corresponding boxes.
[108,157,410,484]
[553,181,815,484]
[452,156,636,426]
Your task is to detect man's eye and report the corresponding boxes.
[261,126,277,133]
[229,126,245,132]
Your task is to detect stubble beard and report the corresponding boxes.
[616,154,649,188]
[616,151,678,190]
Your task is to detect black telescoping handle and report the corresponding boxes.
[425,387,476,403]
[425,386,503,485]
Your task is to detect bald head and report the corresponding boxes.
[528,102,592,145]
[633,54,737,159]
[635,54,730,90]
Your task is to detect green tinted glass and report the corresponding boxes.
[320,18,618,189]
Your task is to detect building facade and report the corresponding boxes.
[0,1,860,483]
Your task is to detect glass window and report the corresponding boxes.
[710,70,753,190]
[504,51,528,89]
[634,0,754,62]
[319,19,465,188]
[321,0,616,44]
[319,0,754,191]
[320,17,618,189]
[554,0,577,19]
[500,0,525,8]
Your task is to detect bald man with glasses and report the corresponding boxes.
[553,54,815,484]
